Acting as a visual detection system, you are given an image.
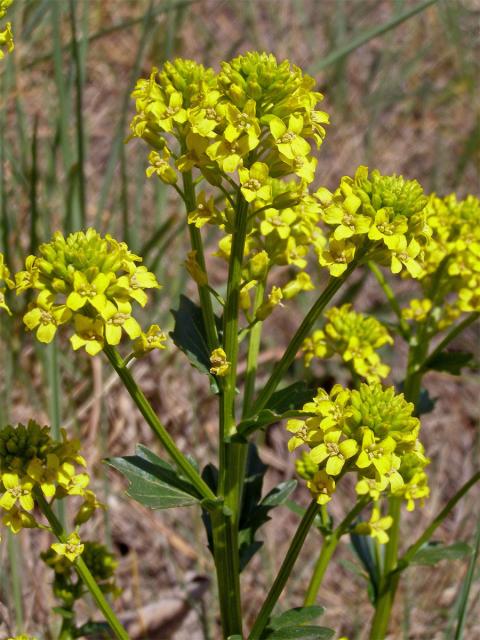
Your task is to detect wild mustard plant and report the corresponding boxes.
[1,50,479,640]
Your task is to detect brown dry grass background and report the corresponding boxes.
[1,0,479,638]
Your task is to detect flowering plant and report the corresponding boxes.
[1,50,478,640]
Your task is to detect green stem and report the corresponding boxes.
[304,498,369,606]
[250,267,356,419]
[242,282,266,417]
[248,501,320,640]
[368,262,410,339]
[421,312,479,372]
[398,471,480,570]
[182,170,219,352]
[369,497,401,640]
[7,531,24,632]
[35,491,129,640]
[103,345,216,503]
[214,192,250,637]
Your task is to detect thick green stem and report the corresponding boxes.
[182,170,219,352]
[250,267,356,418]
[304,498,369,606]
[369,497,402,640]
[35,491,129,640]
[103,345,216,503]
[213,193,250,637]
[304,535,338,607]
[248,501,320,640]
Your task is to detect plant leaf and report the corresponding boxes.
[106,445,201,509]
[235,382,316,439]
[263,625,334,639]
[170,294,221,392]
[74,621,111,638]
[268,606,325,629]
[410,541,472,566]
[350,532,380,604]
[425,350,474,375]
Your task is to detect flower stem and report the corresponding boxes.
[304,498,369,606]
[214,192,250,637]
[248,501,320,640]
[421,312,479,373]
[368,262,410,339]
[182,170,219,352]
[35,490,129,640]
[103,344,216,504]
[249,267,356,419]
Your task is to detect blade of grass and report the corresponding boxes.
[25,0,200,69]
[308,0,438,73]
[69,0,88,228]
[454,516,480,640]
[94,0,157,229]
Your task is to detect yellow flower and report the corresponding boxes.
[146,148,177,184]
[239,162,272,203]
[209,347,230,377]
[0,473,35,511]
[133,324,167,357]
[51,532,84,562]
[355,507,393,544]
[27,454,61,498]
[307,470,336,505]
[70,315,105,356]
[3,505,37,534]
[0,21,14,59]
[309,430,358,476]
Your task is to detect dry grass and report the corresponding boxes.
[1,0,479,638]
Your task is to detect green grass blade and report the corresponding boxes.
[69,0,87,228]
[309,0,438,73]
[454,517,480,640]
[94,0,157,229]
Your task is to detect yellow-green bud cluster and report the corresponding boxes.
[0,252,13,314]
[302,304,393,382]
[0,0,14,60]
[0,421,101,536]
[42,540,120,606]
[131,52,327,186]
[15,229,166,356]
[286,383,429,509]
[401,194,480,331]
[315,166,431,278]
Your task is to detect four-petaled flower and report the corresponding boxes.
[51,532,85,562]
[310,430,358,476]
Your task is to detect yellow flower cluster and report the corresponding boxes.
[0,0,14,60]
[15,229,166,356]
[131,53,328,315]
[314,166,431,278]
[302,304,393,382]
[288,383,429,513]
[401,193,480,331]
[0,421,102,536]
[0,252,13,314]
[130,53,328,187]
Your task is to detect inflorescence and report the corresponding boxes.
[302,304,393,382]
[0,0,14,59]
[288,383,430,529]
[14,228,166,356]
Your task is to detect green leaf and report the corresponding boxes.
[425,350,474,375]
[268,381,316,413]
[170,295,221,392]
[416,388,437,416]
[106,445,201,510]
[235,382,316,439]
[263,625,334,639]
[269,605,325,629]
[350,533,380,604]
[411,541,472,566]
[74,621,111,638]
